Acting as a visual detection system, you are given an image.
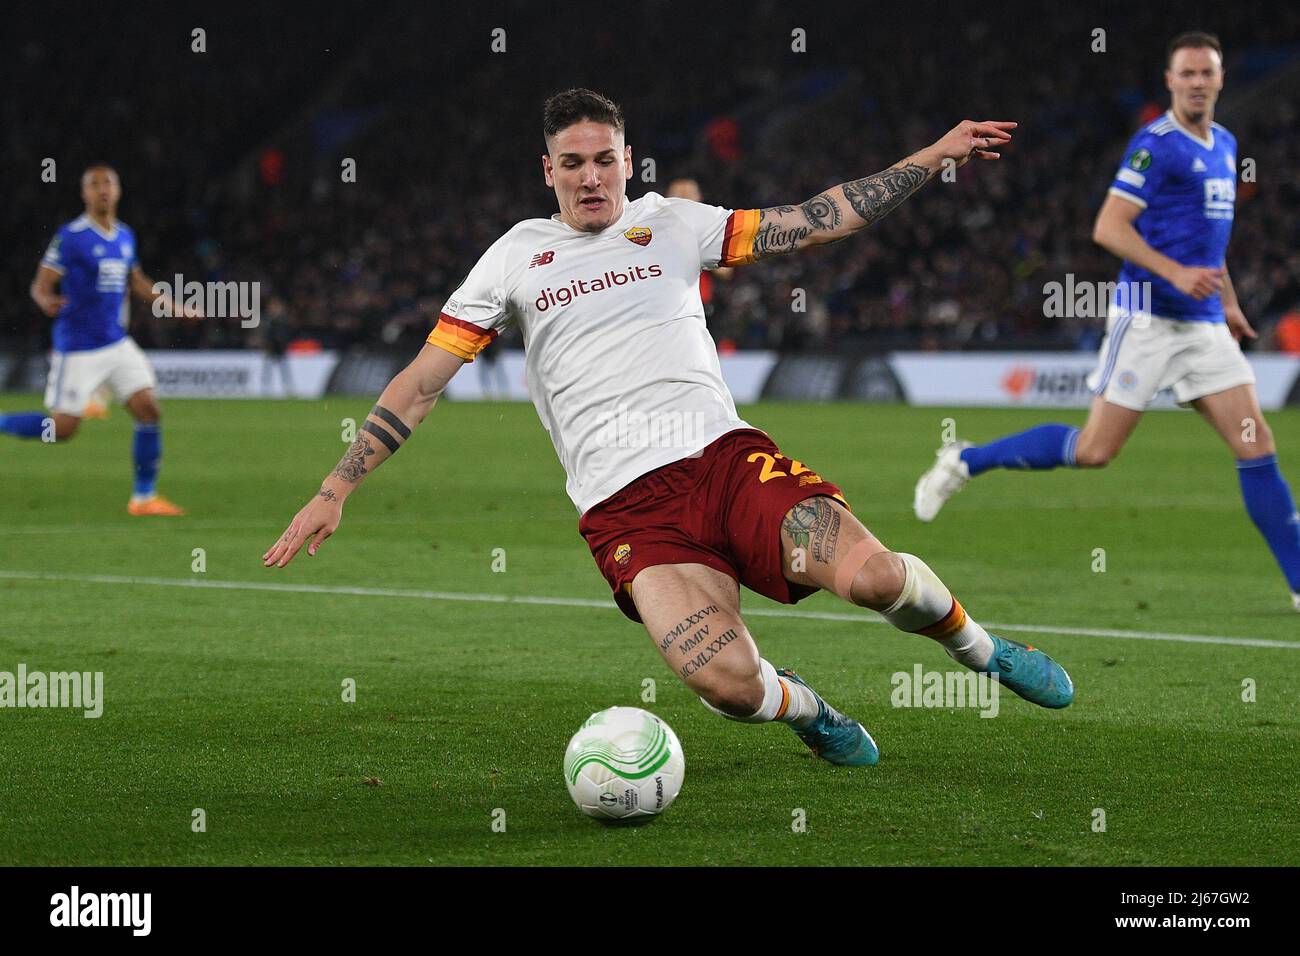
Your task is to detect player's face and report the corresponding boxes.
[543,121,633,232]
[1165,47,1223,123]
[81,169,121,217]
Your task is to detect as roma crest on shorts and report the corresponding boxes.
[614,543,632,566]
[623,226,652,247]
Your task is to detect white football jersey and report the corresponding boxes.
[428,191,763,513]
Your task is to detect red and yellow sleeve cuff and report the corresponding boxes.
[427,313,497,362]
[720,208,761,266]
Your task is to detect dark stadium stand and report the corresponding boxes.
[4,1,1298,358]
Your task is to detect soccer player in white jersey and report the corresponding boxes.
[265,89,1073,766]
[2,164,197,515]
[915,33,1300,611]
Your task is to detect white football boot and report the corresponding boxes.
[913,440,972,522]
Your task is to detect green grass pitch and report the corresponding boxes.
[1,392,1297,866]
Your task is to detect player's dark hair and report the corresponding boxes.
[543,88,625,139]
[82,162,118,180]
[1166,31,1222,68]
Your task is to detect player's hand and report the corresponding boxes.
[263,491,343,568]
[926,120,1017,169]
[38,294,67,318]
[1225,306,1257,343]
[1172,265,1224,300]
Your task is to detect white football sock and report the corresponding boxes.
[879,553,995,669]
[699,658,819,728]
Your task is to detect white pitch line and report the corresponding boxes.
[0,569,1296,650]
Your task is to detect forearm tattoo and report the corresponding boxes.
[753,162,928,261]
[318,487,337,502]
[369,404,411,440]
[800,192,843,231]
[361,419,400,453]
[840,162,932,226]
[331,435,376,483]
[783,498,841,563]
[359,403,412,455]
[753,215,811,257]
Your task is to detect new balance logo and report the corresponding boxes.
[1192,157,1207,172]
[529,251,555,268]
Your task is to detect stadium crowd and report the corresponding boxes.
[5,1,1299,356]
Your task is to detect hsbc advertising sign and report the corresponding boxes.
[890,352,1300,410]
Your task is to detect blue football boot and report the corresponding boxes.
[775,668,879,766]
[982,635,1075,709]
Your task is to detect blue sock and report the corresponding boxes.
[133,422,161,498]
[0,411,48,439]
[960,424,1080,477]
[1237,454,1300,593]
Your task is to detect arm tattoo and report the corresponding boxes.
[783,498,841,563]
[361,419,401,454]
[318,487,337,502]
[369,404,411,440]
[331,435,376,483]
[753,213,811,257]
[800,193,842,231]
[841,163,932,226]
[753,163,929,260]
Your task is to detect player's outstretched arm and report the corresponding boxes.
[749,119,1016,261]
[263,344,466,568]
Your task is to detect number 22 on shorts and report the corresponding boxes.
[746,451,810,483]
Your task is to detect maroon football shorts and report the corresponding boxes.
[578,428,849,623]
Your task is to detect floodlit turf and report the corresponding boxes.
[1,392,1297,866]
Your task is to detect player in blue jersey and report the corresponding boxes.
[0,163,197,515]
[914,32,1300,611]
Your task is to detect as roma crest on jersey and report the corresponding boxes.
[623,226,652,247]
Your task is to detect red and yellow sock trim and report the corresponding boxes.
[774,677,791,720]
[917,597,967,639]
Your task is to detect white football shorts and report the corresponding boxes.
[45,337,157,416]
[1086,307,1255,411]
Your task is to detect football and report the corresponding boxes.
[563,706,685,820]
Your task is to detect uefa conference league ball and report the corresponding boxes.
[564,706,685,820]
